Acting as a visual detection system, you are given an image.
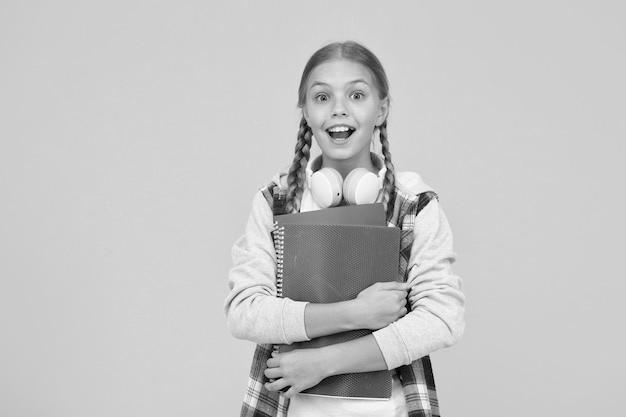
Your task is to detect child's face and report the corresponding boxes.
[302,59,388,171]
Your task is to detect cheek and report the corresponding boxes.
[307,111,326,129]
[312,135,329,151]
[362,110,381,127]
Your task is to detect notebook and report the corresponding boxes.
[272,205,401,399]
[274,203,386,227]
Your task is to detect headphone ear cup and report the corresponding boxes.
[310,167,343,208]
[343,168,380,205]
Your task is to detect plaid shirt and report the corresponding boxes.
[239,183,441,417]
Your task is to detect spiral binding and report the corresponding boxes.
[271,222,286,364]
[272,222,285,298]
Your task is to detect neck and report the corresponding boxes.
[321,153,377,179]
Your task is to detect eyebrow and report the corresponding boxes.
[309,78,371,89]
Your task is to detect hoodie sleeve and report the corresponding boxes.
[372,197,465,369]
[224,190,310,345]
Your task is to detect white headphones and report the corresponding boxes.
[310,167,381,208]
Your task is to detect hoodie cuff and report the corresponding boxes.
[281,299,310,344]
[372,324,410,370]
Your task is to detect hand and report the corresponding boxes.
[353,281,409,330]
[264,349,328,398]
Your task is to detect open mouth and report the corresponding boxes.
[327,126,355,140]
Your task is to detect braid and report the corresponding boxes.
[285,117,312,213]
[378,120,396,214]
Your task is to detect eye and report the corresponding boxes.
[315,93,330,102]
[350,91,365,100]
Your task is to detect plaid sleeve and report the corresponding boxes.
[240,344,289,417]
[398,358,440,417]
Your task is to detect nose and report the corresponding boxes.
[331,98,348,117]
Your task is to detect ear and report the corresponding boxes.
[375,97,389,127]
[302,106,310,124]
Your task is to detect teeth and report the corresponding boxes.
[328,126,351,132]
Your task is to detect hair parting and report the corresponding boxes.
[297,41,390,106]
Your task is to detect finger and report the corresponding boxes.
[282,385,300,398]
[265,378,290,392]
[266,357,280,368]
[388,288,408,297]
[382,289,408,300]
[264,367,282,379]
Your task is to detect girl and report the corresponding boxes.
[225,41,465,417]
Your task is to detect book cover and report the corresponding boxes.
[273,220,401,399]
[274,203,386,227]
